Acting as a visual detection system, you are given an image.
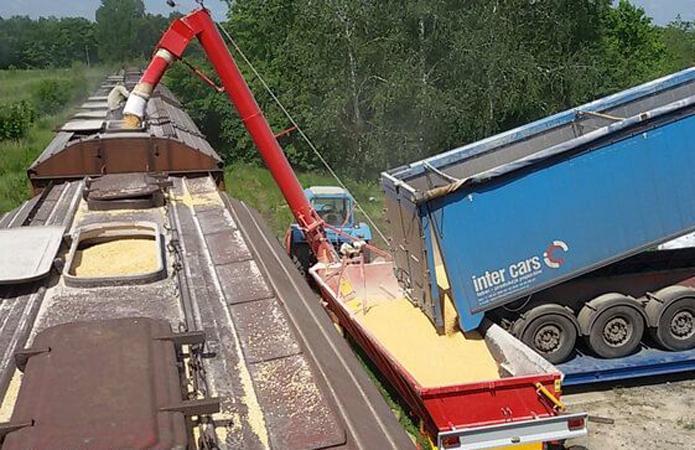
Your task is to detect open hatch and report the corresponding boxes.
[63,222,165,287]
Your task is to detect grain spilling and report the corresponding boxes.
[435,264,460,335]
[72,237,158,277]
[354,297,501,387]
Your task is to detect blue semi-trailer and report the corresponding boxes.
[381,68,695,380]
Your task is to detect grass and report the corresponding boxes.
[677,417,695,431]
[225,162,388,245]
[0,66,107,214]
[0,67,101,103]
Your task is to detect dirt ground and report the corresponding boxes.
[564,375,695,449]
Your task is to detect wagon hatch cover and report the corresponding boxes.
[84,173,170,210]
[0,318,218,449]
[0,226,64,285]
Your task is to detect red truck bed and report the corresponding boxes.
[311,260,587,449]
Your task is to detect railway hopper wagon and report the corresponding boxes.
[0,72,413,449]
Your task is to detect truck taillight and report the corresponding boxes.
[568,416,585,431]
[441,436,461,448]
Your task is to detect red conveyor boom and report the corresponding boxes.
[123,8,336,262]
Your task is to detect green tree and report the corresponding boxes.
[0,16,96,69]
[0,9,172,69]
[662,16,695,72]
[95,0,146,63]
[161,0,689,180]
[600,0,665,90]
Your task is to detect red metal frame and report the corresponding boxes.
[127,8,335,263]
[312,262,563,440]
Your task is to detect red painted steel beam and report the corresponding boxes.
[123,8,336,263]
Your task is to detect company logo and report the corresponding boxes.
[543,240,569,269]
[471,239,570,295]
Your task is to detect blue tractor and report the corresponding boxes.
[285,186,372,276]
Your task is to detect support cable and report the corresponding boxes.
[216,22,390,247]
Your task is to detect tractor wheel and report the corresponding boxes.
[362,244,372,263]
[288,241,315,281]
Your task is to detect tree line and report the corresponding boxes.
[0,0,177,69]
[166,0,695,178]
[1,0,694,179]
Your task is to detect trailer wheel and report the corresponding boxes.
[647,289,695,351]
[516,305,577,364]
[291,254,308,278]
[579,295,644,358]
[362,243,372,263]
[288,241,315,280]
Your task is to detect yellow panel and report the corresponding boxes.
[495,443,543,450]
[430,440,543,450]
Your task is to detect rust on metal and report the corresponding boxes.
[84,173,170,210]
[154,330,206,346]
[1,318,217,450]
[27,75,223,194]
[160,398,221,416]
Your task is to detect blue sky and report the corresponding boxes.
[0,1,693,25]
[0,1,229,21]
[628,0,694,24]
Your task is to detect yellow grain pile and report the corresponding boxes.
[173,190,222,208]
[354,298,500,387]
[0,370,21,422]
[72,238,157,277]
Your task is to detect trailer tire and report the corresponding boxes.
[288,241,315,280]
[362,243,372,263]
[647,288,695,351]
[579,295,644,359]
[291,254,308,278]
[516,305,577,364]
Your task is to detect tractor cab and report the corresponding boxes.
[286,186,372,275]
